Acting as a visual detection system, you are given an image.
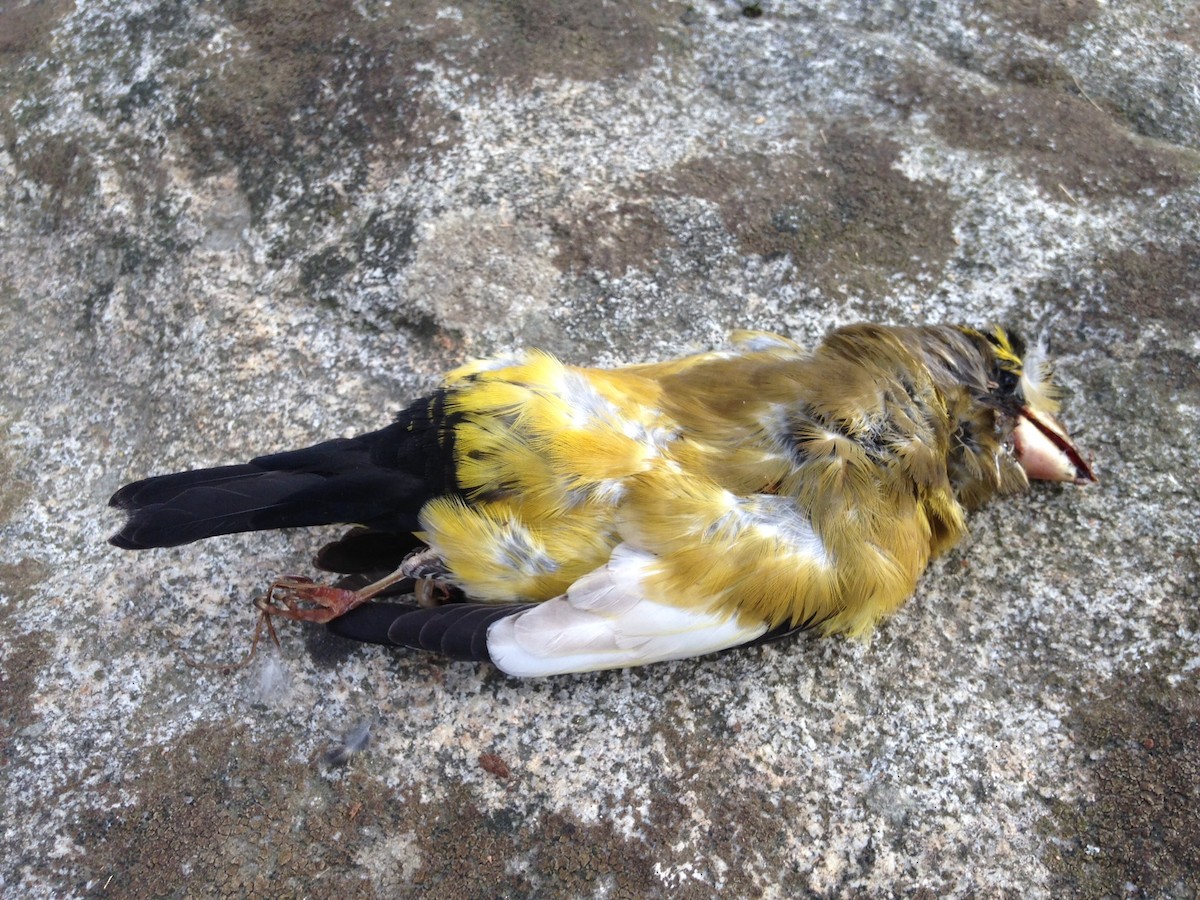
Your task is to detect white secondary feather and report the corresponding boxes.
[486,545,768,677]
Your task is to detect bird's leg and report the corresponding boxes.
[399,547,456,609]
[415,577,453,608]
[259,568,412,624]
[257,548,455,624]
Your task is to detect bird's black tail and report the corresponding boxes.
[108,396,457,550]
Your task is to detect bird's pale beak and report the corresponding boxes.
[1013,407,1096,484]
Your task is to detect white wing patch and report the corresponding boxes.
[742,494,831,568]
[486,545,768,677]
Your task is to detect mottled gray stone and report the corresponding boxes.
[1,0,1198,896]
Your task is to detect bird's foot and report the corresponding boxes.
[400,547,455,608]
[258,575,369,624]
[415,577,453,608]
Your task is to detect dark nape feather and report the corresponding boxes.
[326,602,532,662]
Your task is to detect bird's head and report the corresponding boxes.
[979,327,1096,486]
[904,324,1095,508]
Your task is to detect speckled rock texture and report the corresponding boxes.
[2,1,1198,896]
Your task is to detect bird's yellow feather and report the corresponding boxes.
[420,326,988,637]
[108,322,1095,675]
[419,496,618,602]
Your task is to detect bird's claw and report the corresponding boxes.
[415,577,453,608]
[258,575,366,624]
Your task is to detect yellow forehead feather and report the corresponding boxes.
[989,326,1024,373]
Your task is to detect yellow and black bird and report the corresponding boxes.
[109,323,1094,676]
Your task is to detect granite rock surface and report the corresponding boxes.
[1,1,1198,896]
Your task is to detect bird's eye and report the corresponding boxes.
[995,366,1021,398]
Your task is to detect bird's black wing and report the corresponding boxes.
[326,601,532,662]
[109,392,462,549]
[314,526,426,577]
